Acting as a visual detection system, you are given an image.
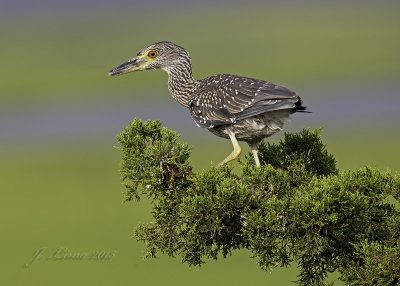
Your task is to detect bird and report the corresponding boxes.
[108,41,307,167]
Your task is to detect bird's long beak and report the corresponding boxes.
[108,57,146,76]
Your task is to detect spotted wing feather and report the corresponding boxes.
[190,74,301,128]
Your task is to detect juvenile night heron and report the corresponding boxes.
[109,41,306,166]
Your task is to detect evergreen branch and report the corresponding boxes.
[117,118,400,286]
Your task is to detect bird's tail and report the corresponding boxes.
[294,98,311,113]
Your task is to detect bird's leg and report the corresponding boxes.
[217,131,241,166]
[248,142,261,167]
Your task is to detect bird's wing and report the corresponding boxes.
[190,74,301,128]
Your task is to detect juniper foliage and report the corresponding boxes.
[117,118,400,286]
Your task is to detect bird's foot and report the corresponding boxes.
[217,146,242,167]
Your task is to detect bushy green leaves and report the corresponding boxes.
[117,119,400,286]
[180,166,250,263]
[257,128,338,177]
[340,241,400,285]
[116,118,192,201]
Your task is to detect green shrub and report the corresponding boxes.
[117,118,400,286]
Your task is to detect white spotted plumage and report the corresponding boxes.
[111,41,306,166]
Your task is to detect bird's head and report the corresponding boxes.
[108,41,190,76]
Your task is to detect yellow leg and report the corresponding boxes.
[248,142,261,167]
[217,131,241,166]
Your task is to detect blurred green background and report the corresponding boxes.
[1,1,399,285]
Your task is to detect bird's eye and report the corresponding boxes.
[148,50,158,58]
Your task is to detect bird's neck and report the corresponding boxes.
[163,61,198,108]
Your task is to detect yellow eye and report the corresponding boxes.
[148,50,158,58]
